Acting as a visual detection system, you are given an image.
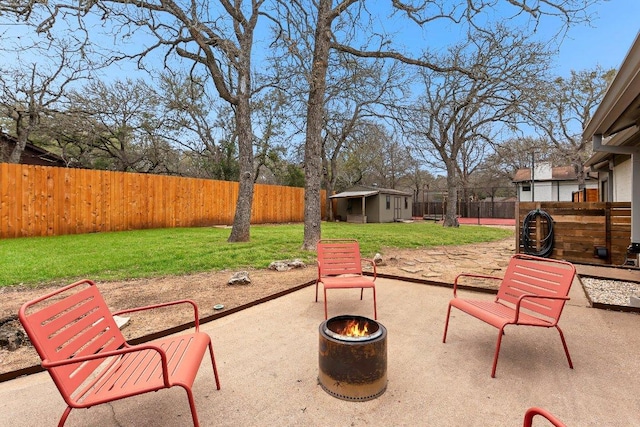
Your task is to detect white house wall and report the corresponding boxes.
[517,181,598,202]
[613,159,633,202]
[534,182,554,201]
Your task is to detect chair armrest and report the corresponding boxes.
[42,344,171,386]
[512,294,571,323]
[453,273,502,298]
[113,299,200,330]
[523,407,566,427]
[362,258,377,279]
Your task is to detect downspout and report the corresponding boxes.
[593,134,640,254]
[609,160,615,202]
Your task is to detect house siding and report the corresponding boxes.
[516,180,597,202]
[614,158,632,202]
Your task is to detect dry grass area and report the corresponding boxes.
[1,236,515,374]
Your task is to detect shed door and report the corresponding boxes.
[393,197,402,221]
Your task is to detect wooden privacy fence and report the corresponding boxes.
[0,163,326,239]
[517,202,631,265]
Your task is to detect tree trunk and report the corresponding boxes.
[322,155,334,221]
[228,85,254,242]
[8,134,27,163]
[302,0,332,251]
[443,168,459,227]
[8,114,29,164]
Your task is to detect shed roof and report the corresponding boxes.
[329,190,378,199]
[329,186,412,199]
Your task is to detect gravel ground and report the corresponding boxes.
[581,277,640,306]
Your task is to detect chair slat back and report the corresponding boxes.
[497,254,576,322]
[18,280,126,398]
[317,240,363,277]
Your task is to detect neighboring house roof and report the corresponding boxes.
[0,132,67,167]
[512,166,597,183]
[330,186,412,199]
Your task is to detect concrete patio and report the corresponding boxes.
[1,276,639,426]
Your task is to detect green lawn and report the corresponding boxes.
[0,222,513,287]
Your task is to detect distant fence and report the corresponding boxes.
[0,163,326,239]
[413,200,515,219]
[516,202,631,265]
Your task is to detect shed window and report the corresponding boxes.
[386,195,390,209]
[522,185,531,192]
[404,197,408,209]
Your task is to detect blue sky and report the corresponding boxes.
[549,0,640,75]
[366,0,640,77]
[2,1,638,82]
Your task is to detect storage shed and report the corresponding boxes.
[330,186,413,223]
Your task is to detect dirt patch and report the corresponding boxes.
[0,236,516,375]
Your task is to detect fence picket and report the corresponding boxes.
[0,163,322,238]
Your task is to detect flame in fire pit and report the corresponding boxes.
[339,319,370,337]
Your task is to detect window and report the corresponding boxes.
[404,197,408,209]
[522,185,531,192]
[386,195,391,209]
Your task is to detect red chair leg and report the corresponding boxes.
[183,386,200,427]
[324,288,328,319]
[58,406,72,427]
[442,304,453,343]
[556,325,574,369]
[208,341,221,390]
[372,288,377,320]
[491,326,506,378]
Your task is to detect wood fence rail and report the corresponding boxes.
[0,163,325,239]
[516,202,631,265]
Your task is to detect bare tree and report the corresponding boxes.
[322,59,408,220]
[2,0,267,242]
[404,27,551,226]
[524,66,615,185]
[482,136,561,182]
[271,0,597,247]
[61,78,179,172]
[0,36,92,163]
[158,72,240,180]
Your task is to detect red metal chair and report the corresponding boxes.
[443,254,576,377]
[523,407,567,427]
[18,279,220,427]
[316,239,377,319]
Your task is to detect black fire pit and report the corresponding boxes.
[318,315,387,401]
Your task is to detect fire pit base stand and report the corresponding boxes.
[318,372,387,402]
